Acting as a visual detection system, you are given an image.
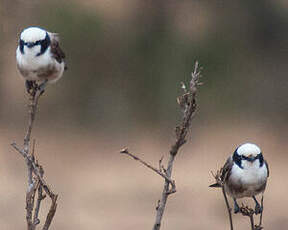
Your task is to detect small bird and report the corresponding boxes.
[16,26,66,95]
[210,143,269,214]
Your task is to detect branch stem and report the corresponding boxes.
[11,87,58,230]
[24,91,41,187]
[120,149,176,192]
[152,62,200,230]
[121,62,201,230]
[152,154,175,230]
[222,186,233,230]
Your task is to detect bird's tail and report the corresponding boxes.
[209,183,222,188]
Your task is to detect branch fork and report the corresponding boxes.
[121,61,201,230]
[11,87,58,230]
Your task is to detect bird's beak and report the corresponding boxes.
[26,42,34,48]
[246,154,256,162]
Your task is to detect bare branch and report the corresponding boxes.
[240,205,256,230]
[121,61,201,230]
[33,184,45,226]
[24,91,41,187]
[120,148,176,193]
[11,86,58,230]
[26,179,39,230]
[42,194,58,230]
[152,61,201,230]
[222,186,234,230]
[259,195,264,228]
[211,169,233,230]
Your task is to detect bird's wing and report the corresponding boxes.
[209,156,233,187]
[220,156,233,183]
[49,33,66,68]
[49,32,60,42]
[265,160,269,177]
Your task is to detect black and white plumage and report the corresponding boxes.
[210,143,269,214]
[16,26,66,94]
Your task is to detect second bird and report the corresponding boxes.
[210,143,269,214]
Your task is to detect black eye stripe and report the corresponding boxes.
[258,152,264,167]
[233,148,243,169]
[19,39,25,54]
[240,153,264,166]
[23,40,42,46]
[21,32,50,47]
[233,149,264,168]
[19,32,51,56]
[37,32,50,56]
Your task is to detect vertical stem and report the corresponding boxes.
[24,90,41,230]
[24,91,41,187]
[222,186,233,230]
[152,154,175,230]
[33,182,43,226]
[259,195,264,227]
[151,62,200,230]
[249,214,255,230]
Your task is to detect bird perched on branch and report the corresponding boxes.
[16,26,67,95]
[210,143,269,214]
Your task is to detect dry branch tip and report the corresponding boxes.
[120,147,129,154]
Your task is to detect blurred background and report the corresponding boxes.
[0,0,288,229]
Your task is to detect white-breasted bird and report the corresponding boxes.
[210,143,269,214]
[16,26,67,94]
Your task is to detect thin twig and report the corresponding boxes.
[222,186,234,230]
[120,148,176,193]
[259,195,264,227]
[11,143,53,196]
[26,179,39,230]
[33,166,46,227]
[211,169,234,230]
[249,215,255,230]
[42,194,58,230]
[240,205,256,230]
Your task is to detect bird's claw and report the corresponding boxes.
[253,195,263,215]
[234,205,240,214]
[234,200,240,213]
[25,80,37,96]
[255,203,262,215]
[36,80,48,96]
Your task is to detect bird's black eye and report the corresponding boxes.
[19,39,25,54]
[232,149,243,169]
[37,32,50,56]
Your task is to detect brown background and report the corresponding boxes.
[0,0,288,229]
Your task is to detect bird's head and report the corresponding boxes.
[233,143,264,168]
[18,27,50,56]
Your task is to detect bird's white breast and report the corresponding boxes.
[16,46,64,82]
[17,46,52,69]
[230,160,267,185]
[227,160,268,198]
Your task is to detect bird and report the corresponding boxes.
[210,143,269,214]
[16,26,67,95]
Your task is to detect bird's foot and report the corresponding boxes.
[255,203,262,215]
[25,80,37,96]
[37,79,48,96]
[234,205,240,214]
[234,200,240,214]
[253,196,262,215]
